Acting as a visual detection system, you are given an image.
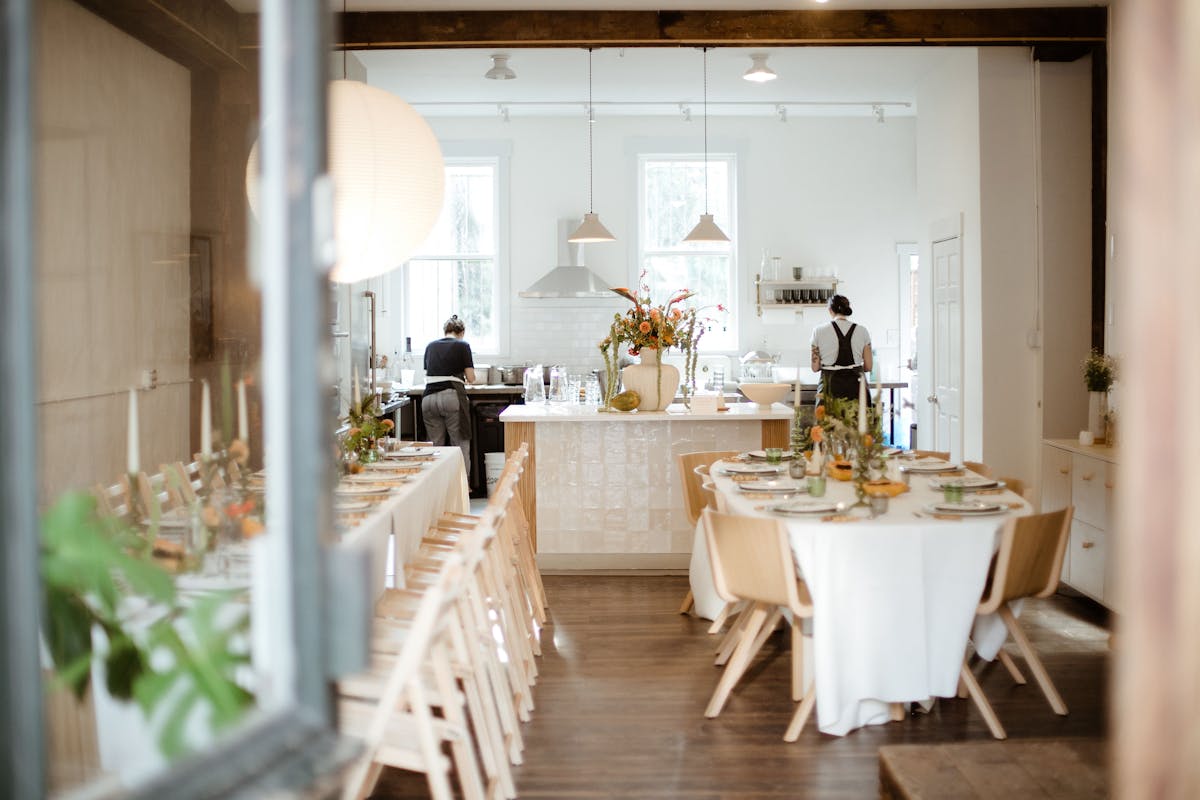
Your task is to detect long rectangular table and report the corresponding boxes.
[691,462,1030,735]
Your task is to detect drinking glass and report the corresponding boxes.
[584,374,601,405]
[869,495,889,517]
[765,447,783,465]
[943,481,964,503]
[808,476,827,497]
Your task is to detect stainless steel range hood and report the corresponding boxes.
[518,219,613,298]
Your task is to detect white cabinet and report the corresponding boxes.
[1041,440,1119,609]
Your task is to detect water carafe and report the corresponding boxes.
[524,364,545,403]
[548,365,568,402]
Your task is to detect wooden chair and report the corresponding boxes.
[701,509,817,742]
[92,476,134,522]
[912,449,951,461]
[972,507,1074,720]
[963,460,993,478]
[136,470,182,518]
[677,450,740,615]
[339,548,477,800]
[997,476,1027,500]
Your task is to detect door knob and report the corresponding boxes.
[927,395,939,404]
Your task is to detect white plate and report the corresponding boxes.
[720,462,786,476]
[770,499,840,515]
[343,473,405,485]
[334,500,371,512]
[926,501,1006,515]
[900,460,959,474]
[334,485,390,496]
[364,461,418,471]
[385,447,437,459]
[738,478,806,493]
[744,449,795,461]
[929,477,1003,491]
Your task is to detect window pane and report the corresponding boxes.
[643,254,735,350]
[418,164,495,256]
[406,258,498,353]
[643,158,732,252]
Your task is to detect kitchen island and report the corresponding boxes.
[501,402,792,570]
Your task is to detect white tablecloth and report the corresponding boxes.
[690,464,1030,735]
[340,446,471,600]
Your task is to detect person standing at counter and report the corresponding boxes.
[422,315,476,473]
[810,293,873,403]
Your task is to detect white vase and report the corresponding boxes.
[620,349,680,411]
[1087,391,1108,441]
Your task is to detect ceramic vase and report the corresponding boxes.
[1087,391,1107,442]
[620,349,680,412]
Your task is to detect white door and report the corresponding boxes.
[930,219,963,461]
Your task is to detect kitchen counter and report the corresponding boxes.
[405,383,526,396]
[502,401,792,570]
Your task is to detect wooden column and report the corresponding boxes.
[504,421,537,550]
[760,419,790,449]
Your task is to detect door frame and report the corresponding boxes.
[929,214,964,460]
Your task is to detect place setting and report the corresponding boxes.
[737,476,806,498]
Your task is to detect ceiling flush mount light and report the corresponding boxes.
[743,53,778,83]
[569,48,616,244]
[247,80,445,284]
[485,53,516,80]
[684,48,730,244]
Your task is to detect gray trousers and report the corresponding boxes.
[421,390,470,476]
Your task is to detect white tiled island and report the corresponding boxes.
[502,402,793,570]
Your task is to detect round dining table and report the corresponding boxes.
[689,458,1031,736]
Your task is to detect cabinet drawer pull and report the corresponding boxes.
[1059,467,1070,475]
[1081,541,1095,549]
[1081,472,1095,481]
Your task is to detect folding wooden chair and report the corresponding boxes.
[963,460,993,478]
[676,450,739,616]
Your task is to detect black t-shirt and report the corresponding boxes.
[423,337,474,395]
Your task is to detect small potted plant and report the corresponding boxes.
[1082,349,1116,440]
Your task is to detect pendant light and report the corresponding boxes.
[569,48,616,244]
[742,53,777,83]
[684,47,730,243]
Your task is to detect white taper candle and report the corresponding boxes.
[858,372,868,434]
[237,379,248,442]
[127,388,139,474]
[201,379,212,458]
[352,365,361,408]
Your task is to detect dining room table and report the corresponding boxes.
[689,455,1031,736]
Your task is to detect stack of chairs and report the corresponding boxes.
[338,443,547,800]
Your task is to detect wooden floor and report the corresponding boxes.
[371,575,1110,799]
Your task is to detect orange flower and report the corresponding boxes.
[815,406,826,421]
[862,433,874,447]
[639,321,652,334]
[381,419,395,431]
[650,308,661,321]
[670,308,682,321]
[348,427,361,437]
[810,425,824,443]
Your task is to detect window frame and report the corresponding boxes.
[634,150,740,354]
[403,143,511,359]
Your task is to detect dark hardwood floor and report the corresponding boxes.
[371,575,1110,799]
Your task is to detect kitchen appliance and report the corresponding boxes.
[740,349,780,382]
[498,365,528,385]
[518,219,612,298]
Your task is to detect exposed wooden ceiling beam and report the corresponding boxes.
[238,7,1107,51]
[74,0,245,71]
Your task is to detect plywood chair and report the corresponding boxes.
[92,476,134,522]
[963,460,994,478]
[701,509,817,742]
[677,450,740,615]
[973,507,1074,719]
[912,449,951,461]
[997,476,1027,500]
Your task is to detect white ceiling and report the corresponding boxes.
[233,1,1106,119]
[358,46,949,119]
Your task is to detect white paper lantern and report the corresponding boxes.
[247,79,444,284]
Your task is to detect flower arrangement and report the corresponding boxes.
[1082,349,1116,393]
[810,392,887,503]
[342,395,394,465]
[598,274,724,408]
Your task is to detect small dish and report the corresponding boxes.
[334,485,390,496]
[770,499,840,515]
[738,478,805,493]
[720,462,786,476]
[929,476,1003,491]
[925,501,1006,515]
[745,449,795,461]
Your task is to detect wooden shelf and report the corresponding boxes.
[755,273,837,316]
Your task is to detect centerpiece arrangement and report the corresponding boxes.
[341,395,395,467]
[798,382,889,505]
[1082,348,1116,441]
[598,275,723,411]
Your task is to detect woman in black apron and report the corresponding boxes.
[810,294,873,403]
[421,315,475,474]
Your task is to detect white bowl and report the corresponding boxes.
[738,382,791,405]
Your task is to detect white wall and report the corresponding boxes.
[37,0,191,503]
[915,49,983,454]
[1039,56,1094,440]
[389,113,919,378]
[978,48,1041,485]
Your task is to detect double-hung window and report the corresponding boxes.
[404,157,504,355]
[637,154,737,351]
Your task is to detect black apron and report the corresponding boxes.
[820,322,862,402]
